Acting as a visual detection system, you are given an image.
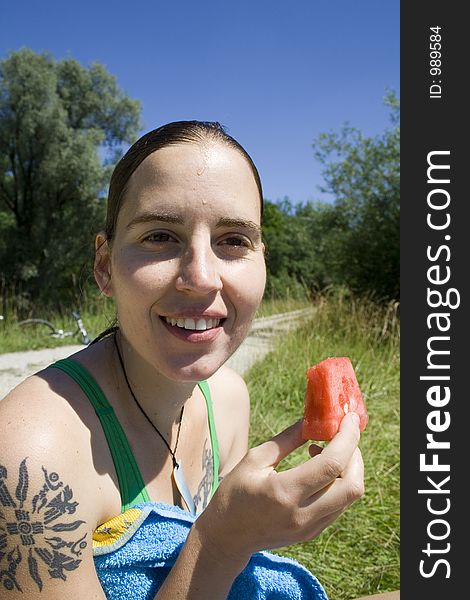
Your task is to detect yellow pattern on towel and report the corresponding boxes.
[93,508,143,548]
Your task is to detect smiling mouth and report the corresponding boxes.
[162,316,223,331]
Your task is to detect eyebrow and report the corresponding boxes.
[216,217,261,235]
[126,211,184,230]
[126,212,261,234]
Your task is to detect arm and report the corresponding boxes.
[154,524,249,600]
[155,414,363,599]
[0,380,107,599]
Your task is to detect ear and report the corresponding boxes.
[94,232,113,297]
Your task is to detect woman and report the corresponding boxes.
[0,121,364,599]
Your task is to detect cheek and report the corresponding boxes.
[112,252,176,302]
[225,261,266,354]
[229,258,266,311]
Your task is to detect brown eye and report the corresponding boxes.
[144,232,176,243]
[220,236,250,247]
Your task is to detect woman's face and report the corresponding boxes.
[97,142,266,381]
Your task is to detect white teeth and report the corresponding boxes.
[184,318,196,330]
[195,318,207,330]
[165,316,221,330]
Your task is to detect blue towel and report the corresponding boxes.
[93,502,328,599]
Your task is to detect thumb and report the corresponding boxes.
[249,420,306,469]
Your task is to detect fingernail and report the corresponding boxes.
[350,412,360,425]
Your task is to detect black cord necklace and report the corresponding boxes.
[113,333,196,515]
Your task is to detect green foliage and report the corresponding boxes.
[262,93,399,301]
[0,48,141,314]
[246,293,400,598]
[313,92,400,299]
[263,199,310,299]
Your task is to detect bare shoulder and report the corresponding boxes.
[1,372,85,455]
[207,366,250,476]
[0,375,106,596]
[208,364,250,420]
[0,370,110,528]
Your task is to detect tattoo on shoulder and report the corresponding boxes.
[192,439,213,512]
[0,458,87,593]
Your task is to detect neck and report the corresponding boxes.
[113,331,197,438]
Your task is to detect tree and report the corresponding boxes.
[261,94,399,301]
[262,198,342,299]
[262,199,309,298]
[0,48,141,313]
[312,92,400,299]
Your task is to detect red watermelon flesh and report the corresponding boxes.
[302,357,368,441]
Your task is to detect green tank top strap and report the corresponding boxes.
[52,358,150,511]
[51,357,220,511]
[197,379,220,496]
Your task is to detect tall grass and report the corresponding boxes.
[0,296,116,352]
[245,292,400,599]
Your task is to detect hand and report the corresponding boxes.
[195,412,364,564]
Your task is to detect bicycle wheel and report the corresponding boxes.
[18,318,58,335]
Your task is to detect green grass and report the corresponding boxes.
[245,293,400,599]
[0,297,116,353]
[254,296,312,319]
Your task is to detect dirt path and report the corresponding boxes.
[0,308,314,399]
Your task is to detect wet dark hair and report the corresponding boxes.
[104,120,264,240]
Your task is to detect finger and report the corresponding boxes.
[316,411,361,469]
[278,412,360,497]
[248,420,306,469]
[304,448,364,510]
[340,447,364,484]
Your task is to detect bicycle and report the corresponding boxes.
[18,310,92,345]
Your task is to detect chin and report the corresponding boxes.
[163,353,227,383]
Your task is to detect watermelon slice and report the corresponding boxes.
[302,357,368,441]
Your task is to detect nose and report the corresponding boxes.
[175,238,223,295]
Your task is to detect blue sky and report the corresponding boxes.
[1,0,399,204]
